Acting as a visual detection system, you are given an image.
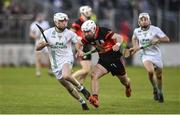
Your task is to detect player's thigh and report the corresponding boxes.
[80,60,92,71]
[91,64,108,79]
[35,51,41,61]
[143,60,154,72]
[62,63,72,77]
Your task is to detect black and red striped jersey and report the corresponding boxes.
[81,26,116,54]
[71,17,85,37]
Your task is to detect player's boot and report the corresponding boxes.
[81,103,89,110]
[80,87,91,100]
[88,95,99,108]
[48,69,54,77]
[158,92,164,103]
[153,88,159,101]
[125,85,132,97]
[36,71,41,77]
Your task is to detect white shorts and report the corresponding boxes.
[141,54,163,68]
[52,59,73,80]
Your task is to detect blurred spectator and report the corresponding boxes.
[10,4,27,14]
[119,20,131,65]
[0,0,3,14]
[1,0,12,15]
[51,0,63,13]
[49,0,72,13]
[78,0,93,7]
[157,0,180,11]
[119,20,130,48]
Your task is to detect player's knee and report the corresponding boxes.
[147,69,154,75]
[156,70,162,75]
[83,69,89,75]
[63,74,71,80]
[58,78,68,87]
[79,68,89,75]
[157,76,162,80]
[91,73,98,80]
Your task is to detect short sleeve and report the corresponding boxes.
[44,21,50,30]
[133,29,138,38]
[155,27,166,38]
[71,32,78,44]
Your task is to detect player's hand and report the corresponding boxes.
[77,50,84,57]
[129,47,139,55]
[112,43,120,51]
[150,38,160,45]
[36,41,49,51]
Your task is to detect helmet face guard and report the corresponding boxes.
[81,20,96,42]
[79,6,92,18]
[81,20,96,34]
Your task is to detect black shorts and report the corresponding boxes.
[98,50,126,76]
[82,44,92,60]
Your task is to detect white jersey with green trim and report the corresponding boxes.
[39,27,78,70]
[133,25,166,56]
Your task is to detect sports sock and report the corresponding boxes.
[77,85,84,91]
[79,97,86,104]
[93,94,98,100]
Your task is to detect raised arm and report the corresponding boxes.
[75,40,84,57]
[151,36,170,45]
[129,34,141,55]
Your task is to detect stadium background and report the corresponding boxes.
[0,0,180,66]
[0,0,180,114]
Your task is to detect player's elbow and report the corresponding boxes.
[36,47,40,51]
[36,45,42,51]
[166,37,170,43]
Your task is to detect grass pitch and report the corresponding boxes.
[0,66,180,114]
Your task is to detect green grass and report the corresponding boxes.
[0,66,180,114]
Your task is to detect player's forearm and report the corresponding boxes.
[36,42,48,51]
[159,36,170,43]
[132,36,139,48]
[75,42,83,52]
[29,33,37,40]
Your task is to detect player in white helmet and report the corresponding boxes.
[71,6,93,84]
[130,13,170,103]
[36,12,95,110]
[29,13,52,77]
[79,5,92,19]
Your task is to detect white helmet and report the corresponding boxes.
[81,20,96,33]
[138,13,150,21]
[53,12,69,22]
[138,12,151,27]
[79,5,92,17]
